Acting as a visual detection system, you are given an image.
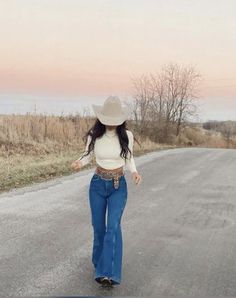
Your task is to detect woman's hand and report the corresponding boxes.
[71,160,83,171]
[132,171,142,185]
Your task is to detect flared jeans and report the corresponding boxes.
[89,172,128,285]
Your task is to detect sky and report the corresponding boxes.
[0,0,236,121]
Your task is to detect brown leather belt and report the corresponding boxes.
[95,165,125,189]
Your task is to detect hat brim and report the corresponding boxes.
[92,104,129,125]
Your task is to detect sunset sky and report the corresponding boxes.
[0,0,236,121]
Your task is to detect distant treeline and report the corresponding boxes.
[203,120,236,132]
[203,120,236,148]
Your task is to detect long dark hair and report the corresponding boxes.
[80,119,138,162]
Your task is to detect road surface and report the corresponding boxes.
[0,147,236,296]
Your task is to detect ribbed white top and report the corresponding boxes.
[77,129,137,173]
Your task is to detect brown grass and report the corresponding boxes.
[0,113,234,193]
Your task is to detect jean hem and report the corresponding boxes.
[94,275,121,285]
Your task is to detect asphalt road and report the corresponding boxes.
[1,147,236,297]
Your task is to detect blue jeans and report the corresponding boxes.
[89,173,128,285]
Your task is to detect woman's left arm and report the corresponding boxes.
[125,130,142,185]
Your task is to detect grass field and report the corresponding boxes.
[1,113,234,193]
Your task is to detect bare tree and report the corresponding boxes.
[130,74,152,136]
[218,121,236,148]
[131,62,202,142]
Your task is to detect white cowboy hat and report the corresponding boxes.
[92,96,129,125]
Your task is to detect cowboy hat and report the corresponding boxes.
[92,96,129,125]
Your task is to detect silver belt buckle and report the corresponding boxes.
[113,174,120,189]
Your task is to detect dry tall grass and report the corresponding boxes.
[0,113,92,156]
[0,113,166,192]
[0,113,235,193]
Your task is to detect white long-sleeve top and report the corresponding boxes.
[76,129,137,173]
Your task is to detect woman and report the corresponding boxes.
[71,96,142,287]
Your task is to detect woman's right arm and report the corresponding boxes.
[76,134,93,167]
[71,134,93,170]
